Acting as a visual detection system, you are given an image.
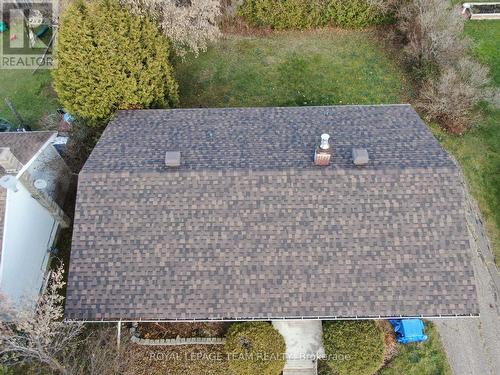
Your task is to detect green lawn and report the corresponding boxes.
[0,69,59,128]
[432,20,500,263]
[175,29,406,108]
[379,322,452,375]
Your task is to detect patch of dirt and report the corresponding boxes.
[136,322,232,340]
[377,320,398,363]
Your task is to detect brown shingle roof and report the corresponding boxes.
[66,105,478,320]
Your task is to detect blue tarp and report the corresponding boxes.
[389,319,428,344]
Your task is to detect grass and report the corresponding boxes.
[465,21,500,85]
[378,322,452,375]
[174,29,406,108]
[0,15,58,127]
[0,69,58,128]
[431,19,500,263]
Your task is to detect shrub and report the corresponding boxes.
[395,0,469,69]
[416,57,492,134]
[322,320,386,375]
[239,0,327,29]
[239,0,390,29]
[325,0,390,28]
[391,0,498,133]
[53,0,179,124]
[224,322,285,375]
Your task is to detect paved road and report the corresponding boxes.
[431,171,500,375]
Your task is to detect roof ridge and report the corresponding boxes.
[80,164,459,176]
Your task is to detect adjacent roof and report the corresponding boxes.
[0,131,56,261]
[0,131,56,176]
[66,105,478,321]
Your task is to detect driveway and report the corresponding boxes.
[431,170,500,375]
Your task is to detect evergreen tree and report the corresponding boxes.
[53,0,178,124]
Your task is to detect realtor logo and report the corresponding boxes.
[0,0,57,69]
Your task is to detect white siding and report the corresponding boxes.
[0,182,57,309]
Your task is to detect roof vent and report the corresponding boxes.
[314,134,331,166]
[0,147,23,174]
[34,179,48,190]
[165,151,181,167]
[352,148,369,166]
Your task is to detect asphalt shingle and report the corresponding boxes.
[65,105,478,320]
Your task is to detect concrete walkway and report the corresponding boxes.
[431,169,500,375]
[272,320,325,375]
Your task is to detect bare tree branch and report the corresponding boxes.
[0,262,83,374]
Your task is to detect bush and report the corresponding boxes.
[322,320,386,375]
[395,0,468,69]
[417,57,491,134]
[224,322,285,375]
[325,0,390,28]
[393,0,496,133]
[53,0,179,124]
[239,0,390,29]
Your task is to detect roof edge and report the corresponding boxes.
[64,313,480,323]
[15,132,58,179]
[114,104,414,114]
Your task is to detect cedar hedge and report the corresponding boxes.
[239,0,390,29]
[224,322,286,375]
[53,0,179,124]
[322,320,386,375]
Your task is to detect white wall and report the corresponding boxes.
[0,181,57,309]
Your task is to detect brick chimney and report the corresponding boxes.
[314,134,331,166]
[0,147,23,174]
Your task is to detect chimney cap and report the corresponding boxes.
[165,151,181,167]
[352,148,369,166]
[315,134,332,166]
[320,133,330,150]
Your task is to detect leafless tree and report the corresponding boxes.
[123,0,222,56]
[0,263,84,374]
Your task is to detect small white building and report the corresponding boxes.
[0,131,71,312]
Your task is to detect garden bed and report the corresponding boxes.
[135,322,231,340]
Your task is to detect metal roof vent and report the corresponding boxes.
[34,179,48,190]
[165,151,181,167]
[352,148,369,166]
[314,134,332,166]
